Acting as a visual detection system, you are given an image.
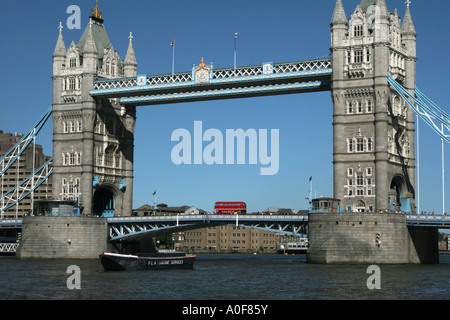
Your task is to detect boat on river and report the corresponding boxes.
[99,252,196,271]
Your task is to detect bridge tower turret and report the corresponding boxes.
[51,3,137,216]
[330,0,416,213]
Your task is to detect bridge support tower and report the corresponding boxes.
[331,0,417,213]
[51,5,137,217]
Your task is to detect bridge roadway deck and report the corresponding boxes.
[107,214,309,242]
[0,214,449,242]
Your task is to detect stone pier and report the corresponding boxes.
[16,216,108,259]
[307,212,439,264]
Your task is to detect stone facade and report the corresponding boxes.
[51,7,137,216]
[307,212,438,264]
[16,216,108,259]
[331,0,417,213]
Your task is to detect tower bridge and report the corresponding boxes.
[1,0,449,263]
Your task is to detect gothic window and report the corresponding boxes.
[62,179,67,194]
[366,49,371,63]
[77,77,81,90]
[357,174,364,186]
[367,101,373,113]
[77,121,82,132]
[357,138,364,152]
[70,121,75,133]
[354,25,363,37]
[111,64,115,76]
[347,50,351,64]
[74,178,80,194]
[63,122,68,133]
[62,153,67,166]
[366,167,372,176]
[115,153,121,168]
[354,50,363,63]
[96,147,103,166]
[347,168,353,176]
[70,58,76,68]
[105,149,114,167]
[347,102,353,114]
[348,138,355,152]
[366,138,373,152]
[70,153,75,165]
[357,101,363,113]
[357,189,364,196]
[69,78,76,90]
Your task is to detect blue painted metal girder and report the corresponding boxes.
[90,58,332,106]
[119,79,331,106]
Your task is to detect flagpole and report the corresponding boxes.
[171,40,175,81]
[153,191,157,216]
[234,33,237,72]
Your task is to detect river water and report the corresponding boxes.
[0,254,448,301]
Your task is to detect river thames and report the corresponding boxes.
[0,253,448,301]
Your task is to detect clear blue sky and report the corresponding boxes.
[0,0,449,214]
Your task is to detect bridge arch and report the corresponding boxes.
[389,175,412,212]
[353,200,366,212]
[93,184,120,217]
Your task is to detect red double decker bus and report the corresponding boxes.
[214,202,247,215]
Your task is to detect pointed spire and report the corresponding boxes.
[376,0,389,18]
[53,22,66,58]
[331,0,348,26]
[124,32,137,77]
[401,1,416,36]
[83,19,98,55]
[124,32,137,66]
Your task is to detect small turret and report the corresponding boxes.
[401,1,416,37]
[83,21,98,73]
[124,32,138,78]
[53,22,66,76]
[331,0,348,26]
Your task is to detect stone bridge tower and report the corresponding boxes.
[331,0,417,213]
[51,3,137,216]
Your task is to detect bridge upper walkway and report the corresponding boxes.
[90,58,332,106]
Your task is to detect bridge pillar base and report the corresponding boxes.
[407,226,439,264]
[307,212,438,264]
[16,216,108,259]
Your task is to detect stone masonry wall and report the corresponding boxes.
[16,216,108,259]
[307,212,411,264]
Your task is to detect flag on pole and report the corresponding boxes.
[170,40,175,47]
[235,32,238,39]
[309,176,312,181]
[153,191,156,195]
